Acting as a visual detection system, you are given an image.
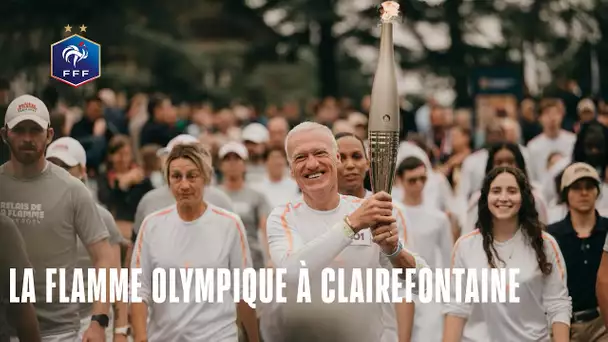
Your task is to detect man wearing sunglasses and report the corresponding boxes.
[394,156,455,342]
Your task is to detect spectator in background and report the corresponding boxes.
[125,93,148,163]
[527,98,576,184]
[97,135,153,240]
[456,121,506,202]
[501,117,535,180]
[218,141,271,269]
[241,122,269,184]
[519,97,542,144]
[98,88,128,135]
[139,144,163,188]
[347,112,368,143]
[437,125,472,190]
[70,96,108,174]
[267,116,289,149]
[140,93,180,148]
[427,106,452,163]
[253,146,299,209]
[577,99,597,125]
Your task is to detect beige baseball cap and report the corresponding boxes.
[560,162,600,191]
[241,123,269,144]
[4,94,50,129]
[46,137,87,167]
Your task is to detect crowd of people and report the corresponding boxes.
[0,83,608,342]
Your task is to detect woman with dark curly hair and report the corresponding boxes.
[443,166,571,342]
[463,142,548,235]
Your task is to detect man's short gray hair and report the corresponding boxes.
[284,121,338,163]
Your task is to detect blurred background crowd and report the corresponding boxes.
[1,0,608,241]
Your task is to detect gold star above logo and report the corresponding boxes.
[64,25,72,33]
[79,25,87,33]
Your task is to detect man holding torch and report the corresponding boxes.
[265,3,425,341]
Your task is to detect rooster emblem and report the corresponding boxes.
[61,41,89,67]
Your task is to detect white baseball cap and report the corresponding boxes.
[157,134,199,156]
[46,137,87,167]
[4,94,50,129]
[218,141,249,160]
[241,123,269,144]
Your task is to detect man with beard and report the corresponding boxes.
[0,95,115,342]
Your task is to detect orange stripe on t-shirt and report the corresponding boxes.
[281,204,294,256]
[212,208,248,268]
[450,230,480,269]
[393,204,408,243]
[542,232,565,280]
[135,207,174,268]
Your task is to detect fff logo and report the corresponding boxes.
[51,34,100,87]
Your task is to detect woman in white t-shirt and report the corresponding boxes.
[463,142,548,235]
[130,143,259,342]
[443,166,571,342]
[335,132,414,342]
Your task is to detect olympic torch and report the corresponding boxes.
[368,1,401,194]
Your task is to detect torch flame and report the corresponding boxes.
[380,1,401,23]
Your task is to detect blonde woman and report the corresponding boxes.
[131,143,259,342]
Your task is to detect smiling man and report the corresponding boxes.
[266,121,426,342]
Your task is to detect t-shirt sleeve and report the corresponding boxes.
[541,232,572,326]
[443,237,473,319]
[266,204,353,283]
[229,215,253,270]
[71,182,109,245]
[257,192,271,222]
[206,187,234,212]
[604,233,608,253]
[130,216,154,304]
[0,215,31,297]
[98,206,125,245]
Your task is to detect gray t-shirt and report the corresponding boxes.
[221,186,270,269]
[77,204,124,318]
[605,233,608,252]
[0,215,31,342]
[133,185,234,235]
[0,163,109,336]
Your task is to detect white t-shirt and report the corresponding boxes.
[445,229,571,342]
[526,131,576,184]
[252,175,300,209]
[131,204,252,342]
[401,203,454,342]
[266,194,426,342]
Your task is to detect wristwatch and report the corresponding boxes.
[91,314,110,328]
[114,326,131,336]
